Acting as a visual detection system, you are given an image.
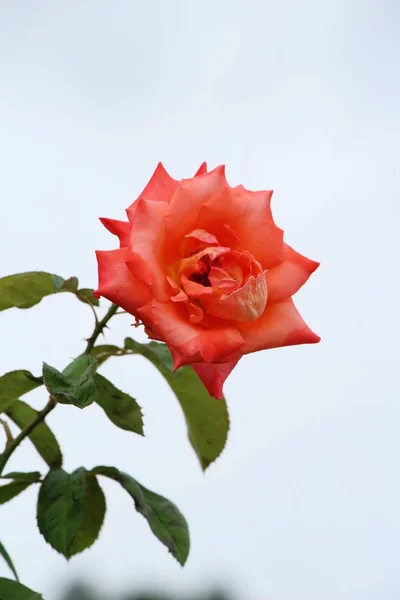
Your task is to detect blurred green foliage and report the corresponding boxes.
[60,582,235,600]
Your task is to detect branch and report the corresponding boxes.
[85,303,119,354]
[0,397,57,475]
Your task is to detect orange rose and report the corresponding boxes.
[95,163,320,398]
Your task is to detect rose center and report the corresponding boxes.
[188,256,212,287]
[168,230,267,324]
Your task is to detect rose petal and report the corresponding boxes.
[188,302,204,323]
[126,162,178,223]
[137,300,244,366]
[239,297,320,354]
[179,245,230,274]
[198,186,284,269]
[206,272,268,322]
[180,228,219,257]
[166,276,180,292]
[218,224,242,250]
[170,289,188,302]
[194,162,208,176]
[125,198,169,301]
[266,244,320,304]
[185,229,219,245]
[208,267,238,291]
[166,276,186,302]
[165,166,227,253]
[180,274,214,298]
[166,277,204,320]
[191,359,240,399]
[95,248,151,313]
[221,251,252,284]
[99,218,131,248]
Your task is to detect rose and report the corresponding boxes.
[95,163,320,399]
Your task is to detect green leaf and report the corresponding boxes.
[62,355,96,381]
[37,468,105,559]
[76,288,100,306]
[125,339,229,470]
[0,541,19,581]
[0,272,78,312]
[57,277,79,293]
[94,374,143,435]
[1,472,41,483]
[0,371,42,414]
[0,577,43,599]
[87,338,230,469]
[68,474,106,557]
[43,355,97,408]
[5,401,62,469]
[0,481,32,505]
[91,344,122,366]
[127,338,174,371]
[41,365,70,405]
[93,466,189,565]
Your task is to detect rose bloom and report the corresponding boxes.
[95,163,320,399]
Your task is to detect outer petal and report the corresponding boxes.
[239,297,320,355]
[164,166,227,253]
[137,300,244,366]
[95,248,151,313]
[125,198,169,301]
[194,162,208,176]
[266,244,320,304]
[191,359,240,399]
[126,162,178,222]
[99,218,131,248]
[198,186,284,269]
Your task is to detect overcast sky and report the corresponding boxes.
[0,1,399,599]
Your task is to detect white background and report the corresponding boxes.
[0,1,399,599]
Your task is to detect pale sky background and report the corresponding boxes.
[0,1,399,599]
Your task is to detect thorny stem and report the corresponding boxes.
[85,303,119,354]
[0,304,120,475]
[0,396,57,475]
